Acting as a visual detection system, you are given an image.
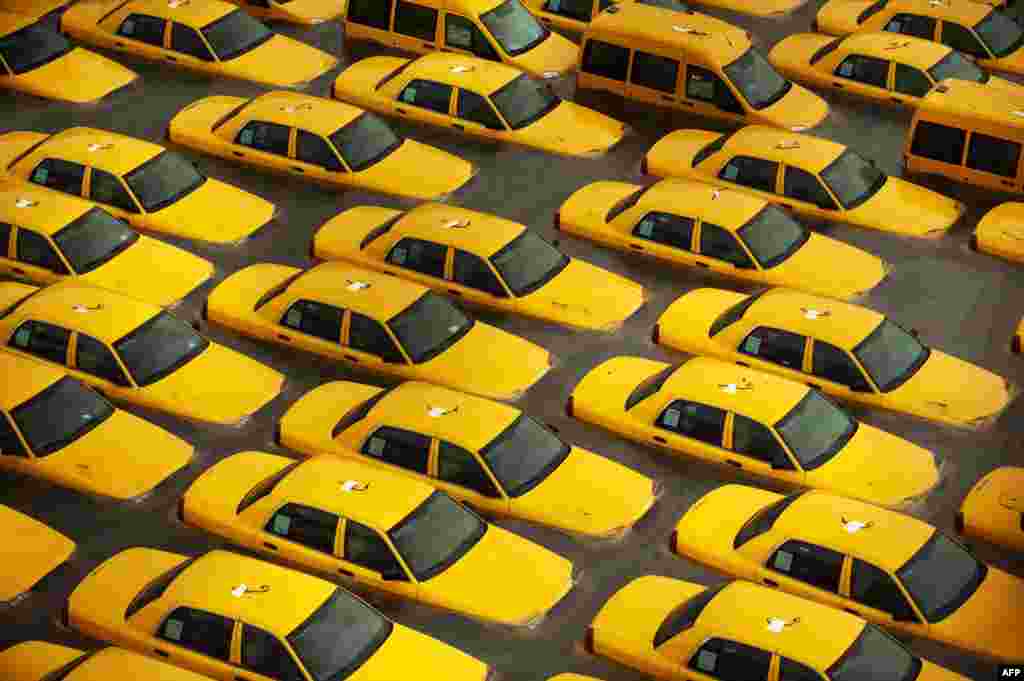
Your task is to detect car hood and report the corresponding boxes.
[517,257,646,331]
[509,30,578,79]
[753,82,830,132]
[845,177,964,236]
[350,623,488,681]
[40,409,194,499]
[815,0,873,36]
[766,232,887,299]
[16,47,136,103]
[519,101,626,156]
[150,177,276,244]
[0,507,74,601]
[223,34,337,86]
[935,566,1024,663]
[352,140,476,200]
[422,525,573,625]
[768,33,838,75]
[81,235,213,307]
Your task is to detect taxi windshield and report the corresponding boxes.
[896,532,986,623]
[490,74,561,129]
[480,414,570,497]
[775,391,856,471]
[853,319,929,393]
[828,624,921,681]
[124,151,205,213]
[114,312,209,387]
[974,10,1024,58]
[11,376,114,456]
[480,0,549,57]
[736,205,810,269]
[388,491,487,581]
[0,22,72,75]
[723,48,791,110]
[820,149,887,210]
[287,588,392,681]
[387,291,474,364]
[201,9,273,61]
[927,50,988,83]
[329,113,402,172]
[489,229,569,296]
[53,208,139,275]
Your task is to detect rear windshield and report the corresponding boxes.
[625,363,679,410]
[653,583,726,647]
[708,290,765,337]
[606,185,654,222]
[732,491,805,548]
[691,132,733,167]
[810,37,843,65]
[287,589,392,681]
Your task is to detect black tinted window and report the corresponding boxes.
[388,490,486,581]
[329,113,402,172]
[348,312,405,363]
[296,131,343,171]
[453,249,507,296]
[741,326,805,369]
[438,440,501,497]
[90,168,138,213]
[363,426,430,474]
[851,559,918,621]
[282,300,343,343]
[10,375,113,456]
[732,413,791,468]
[347,0,392,28]
[709,290,764,337]
[657,399,725,447]
[910,120,965,165]
[940,21,987,58]
[480,414,569,498]
[344,520,404,575]
[966,132,1021,178]
[545,0,592,21]
[720,156,778,193]
[828,625,921,681]
[700,223,754,268]
[456,90,504,130]
[394,0,437,40]
[30,158,84,196]
[631,50,679,93]
[76,334,130,385]
[16,229,67,273]
[690,638,770,681]
[387,237,447,278]
[160,608,233,660]
[237,121,291,156]
[0,22,72,75]
[885,13,935,40]
[893,63,932,97]
[0,414,26,457]
[243,626,303,681]
[686,64,742,113]
[118,14,166,46]
[171,23,212,59]
[769,539,843,592]
[581,39,628,80]
[784,166,836,209]
[654,584,725,647]
[10,320,69,365]
[387,292,473,364]
[779,658,822,681]
[445,14,499,60]
[490,228,569,296]
[812,340,871,390]
[398,79,452,114]
[632,211,693,250]
[266,503,339,554]
[835,54,889,88]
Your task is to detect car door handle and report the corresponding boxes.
[232,151,245,157]
[263,542,277,550]
[276,333,291,342]
[736,361,750,367]
[448,288,462,296]
[653,435,667,444]
[726,459,743,468]
[290,166,305,173]
[114,41,126,47]
[164,54,177,62]
[422,42,434,48]
[629,243,644,251]
[338,568,354,576]
[452,123,464,130]
[660,94,674,102]
[696,262,710,268]
[832,82,844,88]
[807,382,823,390]
[12,267,25,275]
[762,578,778,587]
[396,107,408,114]
[344,354,360,363]
[154,649,169,658]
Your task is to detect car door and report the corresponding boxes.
[392,0,440,54]
[344,0,396,48]
[626,48,681,109]
[234,120,293,172]
[696,222,757,279]
[277,298,344,358]
[729,412,801,484]
[832,53,891,101]
[578,37,628,96]
[434,439,508,514]
[112,14,169,60]
[169,22,217,70]
[394,78,455,127]
[263,502,342,574]
[652,398,728,465]
[882,13,938,41]
[239,624,305,681]
[6,320,72,371]
[684,63,746,124]
[443,13,501,62]
[341,518,418,598]
[293,129,347,183]
[687,638,773,681]
[736,326,809,383]
[448,248,511,308]
[762,538,848,609]
[12,227,70,284]
[28,158,86,200]
[454,89,507,139]
[71,332,134,399]
[345,310,408,372]
[807,338,877,405]
[155,606,238,681]
[384,236,449,288]
[846,557,925,636]
[780,165,840,215]
[906,119,967,181]
[717,155,781,204]
[963,130,1024,193]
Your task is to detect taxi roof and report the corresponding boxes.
[837,32,951,68]
[747,288,883,348]
[0,182,93,235]
[277,456,434,531]
[0,10,35,35]
[395,203,525,256]
[239,91,363,137]
[289,262,426,320]
[879,0,992,24]
[779,491,936,570]
[402,53,521,95]
[8,280,159,342]
[919,78,1024,130]
[638,179,766,231]
[169,550,335,636]
[0,352,65,412]
[699,581,863,670]
[42,127,162,177]
[723,126,846,174]
[588,3,749,65]
[116,0,235,26]
[365,381,519,452]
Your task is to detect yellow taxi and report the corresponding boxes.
[0,353,194,500]
[180,451,577,626]
[556,179,887,299]
[586,576,967,681]
[64,548,492,681]
[333,53,626,157]
[568,355,941,509]
[672,484,1024,663]
[0,505,74,604]
[769,31,1020,107]
[957,467,1024,552]
[0,127,276,244]
[312,203,646,331]
[60,0,336,87]
[815,0,1024,77]
[168,91,476,201]
[0,10,136,103]
[642,126,966,238]
[0,280,284,425]
[205,262,550,401]
[522,0,684,35]
[278,380,659,538]
[223,0,342,25]
[653,287,1016,429]
[972,202,1024,265]
[0,184,213,308]
[0,642,228,681]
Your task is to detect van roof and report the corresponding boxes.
[917,78,1024,131]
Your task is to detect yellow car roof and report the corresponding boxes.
[723,126,846,174]
[0,10,35,35]
[400,53,521,95]
[290,262,426,320]
[588,4,749,65]
[880,0,991,24]
[240,91,364,137]
[701,581,863,671]
[395,203,525,256]
[0,182,93,235]
[747,288,883,348]
[0,352,65,411]
[782,491,935,570]
[43,127,161,177]
[667,356,808,424]
[10,280,159,342]
[837,32,951,68]
[277,456,435,531]
[919,78,1024,131]
[167,550,335,636]
[638,180,765,231]
[116,0,235,26]
[364,381,519,452]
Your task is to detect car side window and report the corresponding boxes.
[266,503,339,554]
[812,340,871,391]
[346,0,393,29]
[344,520,404,575]
[884,13,936,40]
[398,79,452,114]
[456,90,505,130]
[242,625,303,681]
[362,426,431,474]
[445,14,499,61]
[740,327,806,370]
[719,156,778,193]
[966,132,1021,178]
[657,399,725,447]
[834,54,889,88]
[437,440,501,497]
[117,14,166,47]
[769,539,843,593]
[348,312,405,363]
[76,334,130,386]
[686,65,743,114]
[90,168,138,213]
[170,23,213,60]
[386,237,447,278]
[0,223,10,255]
[630,50,679,94]
[689,637,771,681]
[394,0,438,41]
[30,159,85,196]
[544,0,592,21]
[700,223,754,269]
[281,299,343,343]
[779,657,823,681]
[0,415,27,457]
[295,130,343,171]
[892,63,932,97]
[159,607,233,660]
[940,21,988,58]
[910,120,966,165]
[580,39,629,81]
[732,413,793,469]
[783,166,837,210]
[633,212,694,250]
[16,230,68,274]
[9,320,70,365]
[236,121,291,156]
[452,249,507,297]
[851,559,918,621]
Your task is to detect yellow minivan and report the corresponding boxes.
[904,78,1024,194]
[342,0,578,79]
[577,2,829,130]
